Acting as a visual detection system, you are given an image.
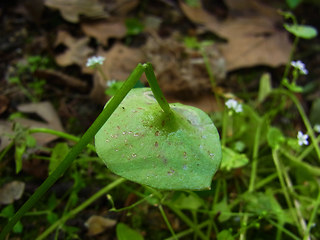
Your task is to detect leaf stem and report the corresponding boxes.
[143,63,172,114]
[239,119,262,240]
[36,178,126,240]
[0,64,145,240]
[272,149,303,235]
[272,89,320,161]
[158,205,177,239]
[28,128,95,152]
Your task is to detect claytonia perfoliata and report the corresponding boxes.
[297,131,309,146]
[225,99,243,113]
[314,124,320,133]
[291,60,308,75]
[86,56,105,68]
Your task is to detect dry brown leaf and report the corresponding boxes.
[45,0,109,23]
[112,0,140,16]
[0,95,9,115]
[0,181,25,205]
[85,215,117,236]
[0,121,13,152]
[89,43,145,104]
[142,32,225,97]
[14,102,65,145]
[81,20,127,46]
[54,30,94,67]
[166,93,219,113]
[179,0,292,71]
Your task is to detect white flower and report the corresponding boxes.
[291,60,308,75]
[86,56,105,67]
[297,131,309,146]
[106,79,117,87]
[225,99,243,113]
[314,124,320,133]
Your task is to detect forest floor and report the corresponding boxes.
[1,0,320,240]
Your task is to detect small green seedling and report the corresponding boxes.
[0,63,221,238]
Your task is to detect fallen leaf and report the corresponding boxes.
[85,215,117,236]
[0,121,13,151]
[0,95,9,115]
[81,20,127,46]
[0,181,25,205]
[14,102,65,145]
[45,0,109,23]
[179,0,292,70]
[54,30,94,67]
[143,32,225,97]
[166,93,219,113]
[113,0,140,16]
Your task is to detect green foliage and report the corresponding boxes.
[217,229,234,240]
[267,127,285,149]
[125,18,144,36]
[220,146,249,171]
[105,81,124,97]
[286,0,303,9]
[258,73,272,103]
[49,142,69,174]
[12,124,36,173]
[2,22,320,239]
[8,55,52,102]
[169,192,204,210]
[184,0,201,7]
[116,223,144,240]
[0,205,23,233]
[284,24,318,39]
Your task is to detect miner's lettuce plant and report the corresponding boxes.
[0,62,222,238]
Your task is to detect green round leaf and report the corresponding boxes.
[95,88,221,190]
[284,24,318,39]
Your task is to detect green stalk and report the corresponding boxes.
[280,148,320,176]
[266,219,301,240]
[272,89,320,161]
[167,205,208,240]
[221,109,228,146]
[158,205,177,239]
[282,36,299,82]
[165,220,210,240]
[36,178,126,240]
[0,64,145,239]
[28,128,95,152]
[272,149,302,235]
[207,179,221,238]
[239,120,262,240]
[303,185,320,240]
[200,48,215,87]
[97,65,109,82]
[143,63,172,114]
[281,165,308,238]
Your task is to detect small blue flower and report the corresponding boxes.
[291,60,308,75]
[86,56,105,68]
[297,131,309,146]
[225,99,243,113]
